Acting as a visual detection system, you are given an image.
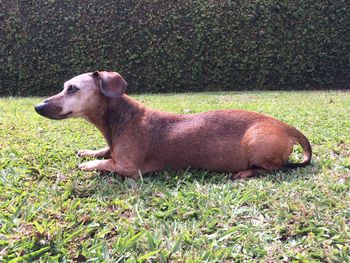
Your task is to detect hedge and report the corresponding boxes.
[1,0,349,96]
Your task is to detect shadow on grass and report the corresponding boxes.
[71,163,319,198]
[261,163,319,183]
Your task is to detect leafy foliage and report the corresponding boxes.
[0,91,349,261]
[0,0,349,95]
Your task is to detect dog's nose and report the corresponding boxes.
[34,103,46,114]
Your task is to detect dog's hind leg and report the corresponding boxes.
[232,122,295,180]
[77,147,111,158]
[232,168,258,180]
[232,161,283,180]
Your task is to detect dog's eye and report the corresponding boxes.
[67,85,79,94]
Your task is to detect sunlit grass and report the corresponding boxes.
[0,91,349,262]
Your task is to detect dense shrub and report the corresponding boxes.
[1,0,349,96]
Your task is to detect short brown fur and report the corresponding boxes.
[34,71,312,179]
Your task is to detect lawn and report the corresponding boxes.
[0,91,349,262]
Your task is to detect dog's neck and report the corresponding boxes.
[84,95,145,148]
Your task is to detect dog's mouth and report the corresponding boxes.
[50,111,73,120]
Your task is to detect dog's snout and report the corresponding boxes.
[34,103,46,114]
[34,101,66,120]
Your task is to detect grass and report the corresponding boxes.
[0,91,349,262]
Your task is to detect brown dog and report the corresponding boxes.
[34,71,312,179]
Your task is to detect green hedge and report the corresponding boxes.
[1,0,349,96]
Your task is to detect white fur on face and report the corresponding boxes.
[60,73,100,118]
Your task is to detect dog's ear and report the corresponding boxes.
[91,71,127,98]
[92,71,101,79]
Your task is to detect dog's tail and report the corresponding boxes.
[285,127,312,169]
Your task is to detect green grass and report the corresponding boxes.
[0,91,349,262]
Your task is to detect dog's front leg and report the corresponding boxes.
[78,159,115,171]
[78,159,140,179]
[77,147,111,158]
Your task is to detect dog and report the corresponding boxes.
[34,71,312,179]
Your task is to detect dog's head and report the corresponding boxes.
[34,71,127,120]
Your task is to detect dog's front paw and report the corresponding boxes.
[77,149,93,158]
[78,160,99,171]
